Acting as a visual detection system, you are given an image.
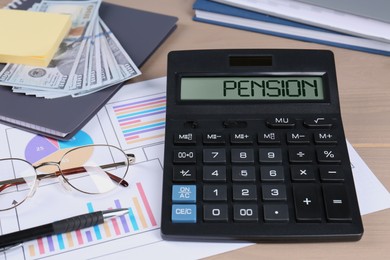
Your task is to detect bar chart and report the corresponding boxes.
[25,182,157,258]
[110,94,166,147]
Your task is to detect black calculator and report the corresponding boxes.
[161,49,363,242]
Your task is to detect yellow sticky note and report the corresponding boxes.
[0,9,71,67]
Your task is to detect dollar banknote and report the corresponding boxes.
[1,0,141,98]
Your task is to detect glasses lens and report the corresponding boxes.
[0,159,37,211]
[59,145,130,194]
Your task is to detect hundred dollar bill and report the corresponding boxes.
[100,19,140,79]
[0,0,102,92]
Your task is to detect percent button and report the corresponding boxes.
[316,148,341,163]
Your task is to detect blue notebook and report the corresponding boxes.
[193,0,390,56]
[0,0,177,140]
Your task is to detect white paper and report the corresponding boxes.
[0,77,389,260]
[214,0,390,43]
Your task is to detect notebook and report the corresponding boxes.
[0,0,178,140]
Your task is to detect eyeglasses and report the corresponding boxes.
[0,144,135,211]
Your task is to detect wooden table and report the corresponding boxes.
[1,0,389,259]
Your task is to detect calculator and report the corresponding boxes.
[160,49,363,242]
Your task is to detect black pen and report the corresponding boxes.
[0,208,129,250]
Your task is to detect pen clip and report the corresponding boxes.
[0,242,23,253]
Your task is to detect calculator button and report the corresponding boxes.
[290,165,316,182]
[173,149,196,164]
[203,133,225,144]
[314,132,338,144]
[304,117,333,129]
[174,132,196,145]
[230,133,253,144]
[173,166,196,182]
[322,184,352,222]
[232,166,256,182]
[203,185,227,201]
[263,204,289,222]
[288,148,313,163]
[172,204,197,223]
[316,148,341,163]
[231,149,254,163]
[319,166,345,182]
[233,185,258,201]
[293,184,322,222]
[203,204,228,222]
[203,166,227,182]
[287,133,311,144]
[266,117,296,128]
[260,166,285,182]
[203,148,226,163]
[262,185,287,201]
[258,132,281,144]
[259,148,283,163]
[233,204,258,222]
[172,185,197,203]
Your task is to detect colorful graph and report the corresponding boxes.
[26,182,157,257]
[24,130,93,164]
[112,95,166,146]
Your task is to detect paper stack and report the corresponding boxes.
[0,9,71,66]
[193,0,390,56]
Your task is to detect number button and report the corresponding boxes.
[233,205,258,222]
[233,185,257,201]
[203,204,228,222]
[231,149,254,163]
[173,149,196,164]
[203,148,226,163]
[203,166,227,182]
[232,166,256,182]
[262,185,287,201]
[260,166,285,182]
[259,148,282,163]
[203,185,227,201]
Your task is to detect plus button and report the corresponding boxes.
[303,198,312,205]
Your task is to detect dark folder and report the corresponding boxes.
[0,1,177,140]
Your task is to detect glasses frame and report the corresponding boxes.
[0,144,135,211]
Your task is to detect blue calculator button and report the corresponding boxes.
[172,185,196,203]
[172,204,197,223]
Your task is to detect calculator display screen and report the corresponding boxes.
[180,76,324,101]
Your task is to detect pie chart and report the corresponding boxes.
[25,131,93,165]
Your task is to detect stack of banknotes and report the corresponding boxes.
[0,0,140,99]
